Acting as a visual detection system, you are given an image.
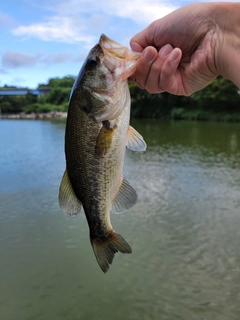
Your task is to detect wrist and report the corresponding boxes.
[213,2,240,87]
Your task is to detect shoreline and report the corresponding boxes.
[0,111,67,119]
[1,110,240,122]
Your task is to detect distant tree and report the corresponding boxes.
[0,95,25,113]
[1,75,240,120]
[25,92,38,105]
[47,76,75,88]
[192,76,240,112]
[41,88,69,105]
[129,83,192,118]
[3,84,18,89]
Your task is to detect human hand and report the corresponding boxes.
[129,3,226,95]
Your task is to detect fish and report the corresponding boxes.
[58,34,146,273]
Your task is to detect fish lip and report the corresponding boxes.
[97,34,140,83]
[99,33,140,60]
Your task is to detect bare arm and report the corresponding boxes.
[130,2,240,95]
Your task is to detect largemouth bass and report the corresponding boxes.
[59,34,146,273]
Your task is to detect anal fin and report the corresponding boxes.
[59,169,82,217]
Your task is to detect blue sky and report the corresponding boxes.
[0,0,231,88]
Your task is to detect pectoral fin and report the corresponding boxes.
[126,126,147,151]
[95,120,116,156]
[111,176,137,214]
[59,169,82,217]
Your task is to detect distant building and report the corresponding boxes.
[0,87,50,97]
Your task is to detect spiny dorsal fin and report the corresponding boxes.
[59,169,82,217]
[126,125,147,151]
[111,176,137,214]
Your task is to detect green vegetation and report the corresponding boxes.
[0,76,75,115]
[1,76,240,121]
[129,76,240,121]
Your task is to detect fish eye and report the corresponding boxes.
[87,56,100,70]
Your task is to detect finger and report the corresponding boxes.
[144,44,173,93]
[159,48,183,94]
[130,20,170,53]
[133,46,158,89]
[130,41,144,53]
[130,27,153,52]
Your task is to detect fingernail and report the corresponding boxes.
[142,47,156,62]
[159,44,173,57]
[168,48,180,61]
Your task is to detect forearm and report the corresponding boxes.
[213,2,240,88]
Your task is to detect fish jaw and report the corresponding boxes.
[92,35,140,121]
[99,34,140,82]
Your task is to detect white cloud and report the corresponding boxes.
[41,51,87,64]
[98,0,177,24]
[46,0,176,24]
[2,51,43,68]
[1,50,82,69]
[12,16,96,44]
[11,0,177,44]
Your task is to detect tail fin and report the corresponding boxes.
[90,231,132,273]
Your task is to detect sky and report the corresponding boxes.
[0,0,232,89]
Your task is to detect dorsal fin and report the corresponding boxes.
[111,176,137,214]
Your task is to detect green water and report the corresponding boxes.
[1,119,240,320]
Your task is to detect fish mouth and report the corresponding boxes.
[99,34,140,60]
[98,34,140,82]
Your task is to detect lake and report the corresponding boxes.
[1,119,240,320]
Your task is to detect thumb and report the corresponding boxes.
[130,25,154,52]
[130,40,144,52]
